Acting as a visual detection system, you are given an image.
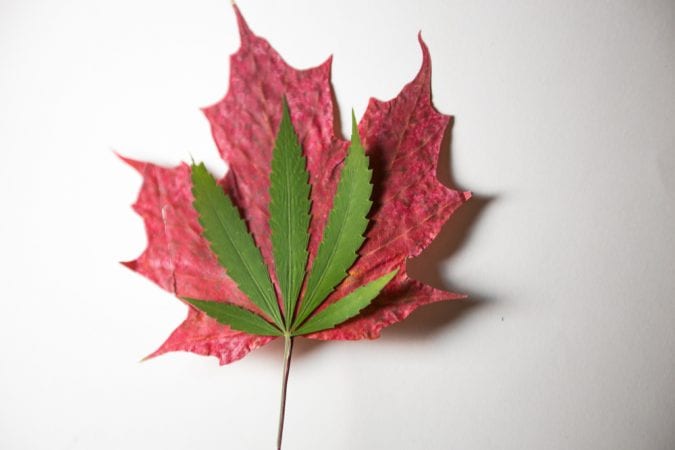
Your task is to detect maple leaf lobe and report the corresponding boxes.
[119,155,272,364]
[307,34,471,340]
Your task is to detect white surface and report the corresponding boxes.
[1,1,674,449]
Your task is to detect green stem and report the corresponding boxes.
[277,335,293,450]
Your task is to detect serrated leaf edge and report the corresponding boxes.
[269,99,312,328]
[190,162,284,328]
[292,112,373,328]
[293,269,398,336]
[185,298,283,336]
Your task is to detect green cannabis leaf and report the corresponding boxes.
[188,103,395,338]
[293,113,375,329]
[183,298,283,336]
[187,100,396,448]
[269,99,311,329]
[190,162,285,329]
[294,269,398,335]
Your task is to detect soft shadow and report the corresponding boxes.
[401,116,494,338]
[384,296,485,340]
[406,192,492,292]
[292,337,324,359]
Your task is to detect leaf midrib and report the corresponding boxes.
[283,150,294,322]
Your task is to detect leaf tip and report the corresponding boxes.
[414,31,432,87]
[116,153,145,173]
[416,30,427,49]
[182,297,199,309]
[139,348,162,363]
[232,2,254,41]
[280,96,292,125]
[119,259,137,271]
[350,109,363,146]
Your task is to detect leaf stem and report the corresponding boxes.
[277,335,293,450]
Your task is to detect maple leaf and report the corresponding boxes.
[123,5,469,362]
[121,5,470,447]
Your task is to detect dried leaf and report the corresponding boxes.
[122,5,470,363]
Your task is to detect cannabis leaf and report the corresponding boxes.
[120,5,471,449]
[294,269,398,335]
[183,298,282,336]
[190,161,284,329]
[181,96,395,450]
[269,99,311,329]
[294,113,373,328]
[186,101,395,339]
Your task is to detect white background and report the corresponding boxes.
[1,1,673,449]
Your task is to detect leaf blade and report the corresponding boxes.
[191,162,284,328]
[269,100,311,328]
[294,270,398,335]
[185,298,282,336]
[294,112,373,327]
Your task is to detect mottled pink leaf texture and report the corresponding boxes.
[121,6,471,365]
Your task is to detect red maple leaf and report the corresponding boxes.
[121,6,470,365]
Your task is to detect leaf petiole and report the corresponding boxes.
[277,334,293,450]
